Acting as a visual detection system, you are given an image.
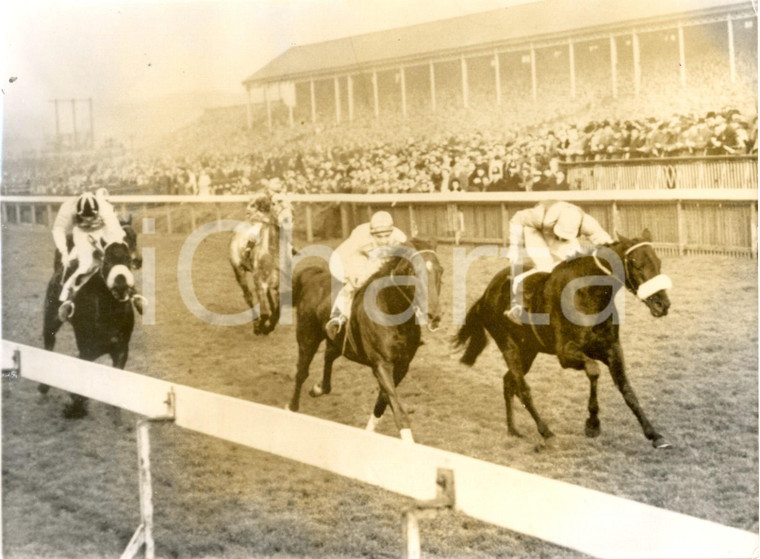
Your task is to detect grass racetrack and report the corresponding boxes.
[2,224,758,558]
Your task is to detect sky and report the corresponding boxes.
[0,0,539,146]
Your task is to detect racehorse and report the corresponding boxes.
[41,216,140,418]
[287,238,443,443]
[229,217,282,336]
[453,229,672,448]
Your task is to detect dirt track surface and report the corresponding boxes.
[2,226,758,558]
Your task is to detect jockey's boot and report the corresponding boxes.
[325,315,346,341]
[128,287,147,315]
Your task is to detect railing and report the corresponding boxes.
[3,340,758,559]
[564,155,758,191]
[2,189,757,257]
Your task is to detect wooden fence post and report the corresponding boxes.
[305,205,314,242]
[676,200,685,256]
[340,203,349,239]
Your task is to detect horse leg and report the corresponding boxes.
[288,336,321,412]
[502,342,552,440]
[106,347,130,427]
[603,341,670,449]
[370,363,413,443]
[40,277,64,396]
[231,264,258,334]
[262,286,279,334]
[366,361,410,433]
[583,358,602,438]
[310,343,340,397]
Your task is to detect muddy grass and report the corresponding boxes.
[2,226,757,558]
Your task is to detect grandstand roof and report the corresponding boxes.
[243,0,751,85]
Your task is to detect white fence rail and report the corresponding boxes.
[3,340,757,558]
[2,190,757,256]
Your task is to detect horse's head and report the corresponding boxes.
[119,214,142,269]
[614,229,671,317]
[395,238,444,331]
[102,241,136,302]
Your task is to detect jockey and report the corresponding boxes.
[242,177,294,259]
[325,211,407,340]
[505,200,613,323]
[53,188,127,322]
[246,177,293,227]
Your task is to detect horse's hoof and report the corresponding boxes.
[585,419,601,438]
[37,383,50,395]
[653,437,672,449]
[309,384,324,397]
[507,428,523,438]
[63,404,89,419]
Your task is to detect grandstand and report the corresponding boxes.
[242,0,757,130]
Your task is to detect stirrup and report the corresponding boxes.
[325,317,345,340]
[505,304,523,324]
[58,300,75,322]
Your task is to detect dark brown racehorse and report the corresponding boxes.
[453,230,672,448]
[287,238,443,442]
[41,217,140,418]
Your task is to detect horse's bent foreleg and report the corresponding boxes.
[604,342,669,448]
[502,343,551,439]
[310,344,340,397]
[367,361,411,432]
[289,337,320,412]
[583,358,602,438]
[371,363,413,442]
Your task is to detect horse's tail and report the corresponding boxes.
[452,296,489,366]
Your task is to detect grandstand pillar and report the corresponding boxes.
[678,24,686,87]
[88,98,94,148]
[493,51,502,106]
[372,71,380,118]
[289,105,294,128]
[71,99,78,148]
[334,76,341,124]
[610,35,619,99]
[429,62,437,113]
[245,86,252,129]
[632,32,641,96]
[310,79,317,123]
[348,75,355,121]
[460,56,469,109]
[568,40,577,99]
[264,86,272,131]
[530,45,537,101]
[727,16,737,84]
[400,67,407,117]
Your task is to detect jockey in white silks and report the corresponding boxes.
[325,211,407,340]
[505,200,613,323]
[53,189,127,322]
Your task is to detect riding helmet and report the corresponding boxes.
[369,211,394,234]
[76,192,100,218]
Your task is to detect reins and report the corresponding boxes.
[592,241,672,300]
[388,249,440,332]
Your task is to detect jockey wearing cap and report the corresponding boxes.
[53,188,127,322]
[505,200,613,323]
[246,177,293,227]
[325,211,407,340]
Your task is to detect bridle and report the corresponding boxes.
[592,241,672,300]
[102,240,138,303]
[389,249,441,332]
